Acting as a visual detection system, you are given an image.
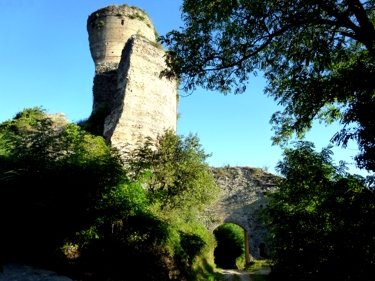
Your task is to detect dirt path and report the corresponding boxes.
[221,269,252,281]
[0,263,75,281]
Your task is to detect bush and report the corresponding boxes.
[0,108,126,263]
[0,109,221,280]
[261,141,375,281]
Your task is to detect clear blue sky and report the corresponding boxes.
[0,0,368,176]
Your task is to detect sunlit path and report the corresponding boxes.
[221,269,252,281]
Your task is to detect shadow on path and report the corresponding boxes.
[0,263,74,281]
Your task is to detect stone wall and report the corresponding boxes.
[87,5,177,156]
[103,35,177,156]
[208,167,279,260]
[87,5,158,113]
[92,62,119,113]
[87,5,156,65]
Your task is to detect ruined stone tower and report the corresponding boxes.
[87,5,177,156]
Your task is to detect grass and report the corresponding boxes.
[205,273,224,281]
[246,260,271,281]
[191,257,223,281]
[211,166,235,179]
[245,259,270,272]
[116,12,124,19]
[128,12,146,21]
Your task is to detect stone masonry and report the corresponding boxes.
[87,5,177,156]
[208,167,279,261]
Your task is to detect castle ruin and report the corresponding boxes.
[87,5,177,156]
[86,4,276,262]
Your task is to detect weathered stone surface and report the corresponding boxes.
[103,35,177,156]
[92,62,119,113]
[207,167,279,260]
[87,5,177,155]
[45,113,69,133]
[87,5,156,65]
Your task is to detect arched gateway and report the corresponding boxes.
[206,167,278,262]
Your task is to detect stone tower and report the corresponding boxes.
[87,5,177,156]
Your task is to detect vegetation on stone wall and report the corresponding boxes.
[212,166,277,182]
[96,20,104,29]
[121,3,148,15]
[116,12,124,19]
[0,107,221,281]
[88,4,162,54]
[76,106,110,136]
[133,31,163,49]
[121,3,160,41]
[128,12,146,21]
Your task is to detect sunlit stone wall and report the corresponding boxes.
[87,5,177,156]
[207,166,279,260]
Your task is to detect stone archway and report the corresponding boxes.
[206,166,278,261]
[213,222,252,265]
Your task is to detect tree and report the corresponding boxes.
[261,141,375,281]
[126,129,219,214]
[0,107,127,261]
[159,0,375,173]
[124,130,220,280]
[0,109,220,280]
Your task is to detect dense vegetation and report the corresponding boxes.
[158,2,375,279]
[0,107,220,281]
[159,0,375,180]
[261,142,375,281]
[3,2,375,279]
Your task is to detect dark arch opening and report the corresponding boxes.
[259,243,267,258]
[213,223,250,269]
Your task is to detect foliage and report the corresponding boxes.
[0,106,46,133]
[245,260,270,272]
[128,12,146,21]
[261,141,375,281]
[78,209,175,280]
[150,40,164,49]
[116,12,125,20]
[159,0,375,173]
[135,33,164,49]
[123,129,220,280]
[126,129,219,213]
[96,20,104,29]
[121,3,148,15]
[0,108,221,280]
[73,178,217,281]
[0,107,44,156]
[0,108,154,275]
[170,221,219,280]
[214,223,245,269]
[0,108,127,262]
[76,106,110,136]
